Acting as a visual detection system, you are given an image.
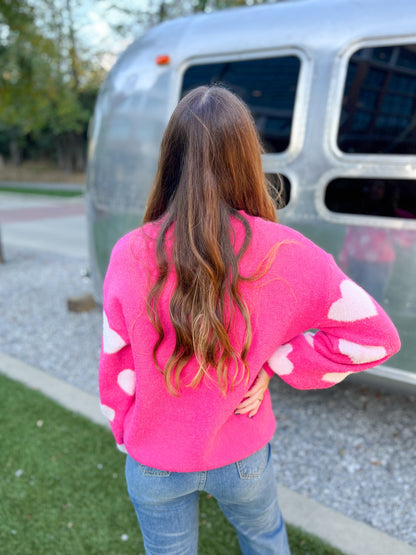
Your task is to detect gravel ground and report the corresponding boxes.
[1,245,415,548]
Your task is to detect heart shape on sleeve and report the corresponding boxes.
[304,332,315,348]
[117,369,136,396]
[103,311,127,354]
[322,371,353,384]
[268,343,294,376]
[328,280,378,322]
[339,339,386,364]
[100,403,115,422]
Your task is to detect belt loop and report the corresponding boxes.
[198,471,207,490]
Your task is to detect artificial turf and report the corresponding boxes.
[0,374,345,554]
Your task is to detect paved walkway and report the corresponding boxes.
[1,187,415,555]
[0,192,87,258]
[0,201,85,223]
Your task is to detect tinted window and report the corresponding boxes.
[182,57,301,153]
[325,178,416,218]
[338,45,416,154]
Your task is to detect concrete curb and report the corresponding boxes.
[0,351,415,555]
[0,352,106,428]
[277,486,416,555]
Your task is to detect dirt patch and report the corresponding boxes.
[0,161,86,184]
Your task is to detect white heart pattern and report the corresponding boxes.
[100,403,115,422]
[322,372,353,384]
[103,311,127,354]
[268,343,294,376]
[117,369,136,396]
[339,339,386,364]
[328,280,378,322]
[304,332,315,348]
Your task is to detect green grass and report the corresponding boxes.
[0,185,83,197]
[0,374,345,554]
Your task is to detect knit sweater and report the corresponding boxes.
[99,212,400,471]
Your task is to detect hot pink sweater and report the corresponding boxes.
[99,212,400,471]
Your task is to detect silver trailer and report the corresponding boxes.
[86,0,416,392]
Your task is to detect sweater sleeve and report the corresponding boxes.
[98,240,135,453]
[265,252,401,389]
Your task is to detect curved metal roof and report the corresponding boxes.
[116,0,416,66]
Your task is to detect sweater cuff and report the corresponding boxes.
[263,362,275,378]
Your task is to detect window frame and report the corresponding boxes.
[315,168,416,230]
[327,35,416,164]
[264,172,292,212]
[174,47,311,165]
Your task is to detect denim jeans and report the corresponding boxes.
[125,443,290,555]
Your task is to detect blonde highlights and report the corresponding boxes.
[143,86,278,395]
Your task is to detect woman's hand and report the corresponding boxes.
[235,368,271,418]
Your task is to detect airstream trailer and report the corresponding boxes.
[86,0,416,392]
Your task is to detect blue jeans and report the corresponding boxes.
[125,443,290,555]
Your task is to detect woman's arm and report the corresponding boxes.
[99,310,135,452]
[98,241,136,452]
[266,255,400,389]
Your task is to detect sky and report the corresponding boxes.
[70,0,234,70]
[74,0,144,70]
[26,1,276,72]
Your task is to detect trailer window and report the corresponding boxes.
[338,44,416,154]
[181,56,300,153]
[325,178,416,219]
[265,173,291,208]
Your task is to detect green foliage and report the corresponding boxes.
[0,185,82,196]
[0,0,104,168]
[103,0,272,33]
[0,0,281,168]
[0,38,55,133]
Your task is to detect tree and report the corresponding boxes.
[0,0,279,170]
[0,1,55,163]
[29,0,106,171]
[99,0,274,41]
[0,0,105,171]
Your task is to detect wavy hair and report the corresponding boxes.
[143,85,279,395]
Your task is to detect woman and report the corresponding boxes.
[99,86,400,554]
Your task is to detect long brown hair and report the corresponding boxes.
[143,85,278,395]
